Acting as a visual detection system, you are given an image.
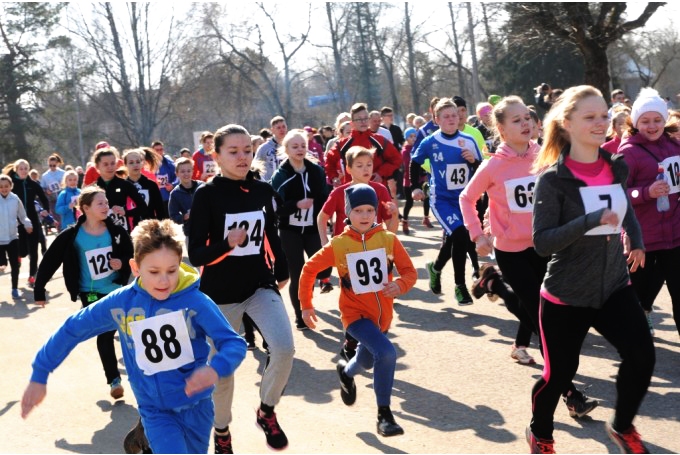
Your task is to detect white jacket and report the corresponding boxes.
[0,192,32,243]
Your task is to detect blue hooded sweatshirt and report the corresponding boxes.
[30,263,247,410]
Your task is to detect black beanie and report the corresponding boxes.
[344,184,378,218]
[453,96,467,108]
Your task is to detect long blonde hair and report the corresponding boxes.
[532,85,603,173]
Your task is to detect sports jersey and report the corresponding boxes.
[254,138,282,182]
[74,227,120,294]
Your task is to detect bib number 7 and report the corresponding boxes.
[579,184,627,236]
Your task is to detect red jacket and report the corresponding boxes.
[325,129,402,184]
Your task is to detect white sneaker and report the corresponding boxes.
[511,345,536,365]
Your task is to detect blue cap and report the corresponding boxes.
[344,184,378,217]
[404,127,416,139]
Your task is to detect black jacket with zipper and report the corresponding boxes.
[33,216,133,302]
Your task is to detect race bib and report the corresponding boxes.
[346,248,388,294]
[289,207,312,227]
[579,184,627,236]
[446,163,469,190]
[505,176,536,213]
[48,181,61,193]
[224,210,265,256]
[84,246,114,280]
[130,310,195,376]
[70,195,79,206]
[108,209,128,231]
[157,174,169,186]
[660,156,680,195]
[138,189,150,205]
[203,161,217,177]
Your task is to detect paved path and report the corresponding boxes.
[1,206,679,454]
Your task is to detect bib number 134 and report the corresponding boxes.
[224,211,265,256]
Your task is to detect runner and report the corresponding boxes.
[33,186,134,398]
[55,170,81,231]
[411,98,483,305]
[193,131,217,182]
[299,184,417,437]
[0,174,32,299]
[23,218,247,454]
[188,124,293,453]
[271,129,332,330]
[527,85,655,454]
[40,153,66,228]
[123,148,164,220]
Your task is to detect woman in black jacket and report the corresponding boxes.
[34,186,133,399]
[6,159,50,287]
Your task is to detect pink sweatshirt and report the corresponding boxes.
[460,141,540,252]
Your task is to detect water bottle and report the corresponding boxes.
[657,166,670,212]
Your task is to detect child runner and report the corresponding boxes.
[188,124,294,453]
[169,157,204,245]
[411,98,483,305]
[192,131,218,182]
[22,218,247,454]
[55,170,81,232]
[527,85,655,454]
[299,184,417,437]
[317,146,398,360]
[0,174,32,299]
[460,96,599,418]
[124,148,164,220]
[33,186,134,398]
[271,129,332,330]
[92,146,149,232]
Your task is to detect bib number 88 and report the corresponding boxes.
[141,324,182,363]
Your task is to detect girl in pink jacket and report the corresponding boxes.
[460,96,598,418]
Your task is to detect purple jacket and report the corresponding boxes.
[619,132,680,252]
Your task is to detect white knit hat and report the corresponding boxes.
[631,87,669,127]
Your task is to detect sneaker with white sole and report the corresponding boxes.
[606,420,649,454]
[455,284,473,305]
[510,344,536,365]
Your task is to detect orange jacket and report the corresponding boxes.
[299,224,416,332]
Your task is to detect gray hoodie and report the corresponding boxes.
[533,146,643,309]
[0,192,32,244]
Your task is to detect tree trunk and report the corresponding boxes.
[405,3,420,113]
[448,3,466,98]
[466,2,481,104]
[0,54,29,159]
[326,3,349,110]
[581,41,611,99]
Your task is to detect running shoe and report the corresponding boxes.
[214,430,233,454]
[336,359,356,406]
[422,216,433,228]
[339,339,357,361]
[256,409,288,450]
[320,280,334,294]
[455,284,473,305]
[645,311,654,337]
[11,288,22,299]
[246,340,257,351]
[110,377,124,399]
[27,275,36,288]
[511,344,536,365]
[123,418,151,454]
[402,219,410,235]
[377,407,404,437]
[563,388,599,418]
[526,426,556,454]
[606,420,649,454]
[426,261,442,295]
[471,264,500,300]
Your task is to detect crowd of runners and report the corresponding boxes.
[3,84,679,454]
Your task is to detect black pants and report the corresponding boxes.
[19,220,40,277]
[80,293,121,384]
[279,229,331,323]
[530,286,655,440]
[0,240,20,289]
[630,246,680,335]
[433,225,478,285]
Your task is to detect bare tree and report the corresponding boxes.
[71,2,184,146]
[404,3,420,112]
[448,2,466,98]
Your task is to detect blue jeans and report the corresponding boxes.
[345,318,397,407]
[140,397,213,453]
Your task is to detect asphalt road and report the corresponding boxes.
[1,206,678,454]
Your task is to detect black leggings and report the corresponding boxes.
[403,186,430,220]
[279,229,331,323]
[433,225,478,285]
[0,240,21,289]
[80,293,121,384]
[530,286,655,440]
[630,246,680,336]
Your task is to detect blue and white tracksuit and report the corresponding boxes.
[410,130,482,234]
[30,263,247,453]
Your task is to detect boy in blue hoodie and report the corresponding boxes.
[21,219,247,454]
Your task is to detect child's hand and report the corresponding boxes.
[381,281,401,298]
[412,189,425,201]
[599,208,619,227]
[111,205,125,216]
[302,308,317,329]
[383,201,397,216]
[475,235,493,257]
[184,366,218,397]
[21,382,47,419]
[461,149,476,163]
[227,227,248,248]
[25,226,33,234]
[109,258,122,271]
[297,198,314,210]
